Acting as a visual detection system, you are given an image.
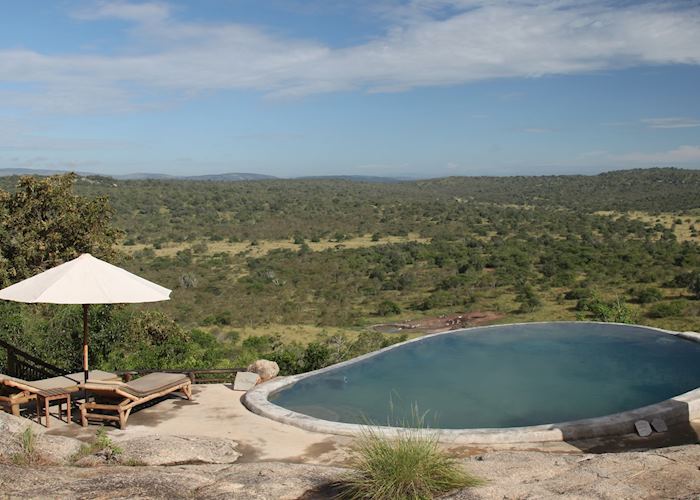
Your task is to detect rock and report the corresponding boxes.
[233,371,261,391]
[0,411,81,464]
[37,435,83,464]
[118,435,241,466]
[651,418,668,433]
[634,420,652,437]
[73,455,108,468]
[246,359,280,382]
[3,446,700,499]
[0,462,346,499]
[453,445,700,499]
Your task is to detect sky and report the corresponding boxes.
[1,0,699,178]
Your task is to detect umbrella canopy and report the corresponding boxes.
[0,253,170,304]
[0,253,171,380]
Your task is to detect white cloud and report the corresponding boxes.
[642,117,700,129]
[72,1,170,23]
[1,1,700,112]
[614,145,700,164]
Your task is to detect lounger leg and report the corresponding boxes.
[118,407,133,430]
[183,383,192,400]
[66,394,72,423]
[44,398,50,428]
[80,403,88,427]
[11,402,20,417]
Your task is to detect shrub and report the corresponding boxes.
[647,301,686,318]
[690,273,700,299]
[578,297,638,324]
[302,342,332,371]
[376,300,401,317]
[634,287,663,304]
[515,284,542,313]
[337,423,480,499]
[564,287,593,301]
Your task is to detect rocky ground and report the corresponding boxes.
[2,412,699,499]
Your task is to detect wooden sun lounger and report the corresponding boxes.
[80,372,192,429]
[0,370,119,418]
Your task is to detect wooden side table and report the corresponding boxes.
[36,388,72,428]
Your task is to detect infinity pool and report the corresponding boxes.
[269,323,700,429]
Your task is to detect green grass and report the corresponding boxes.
[337,409,481,500]
[71,427,123,464]
[11,426,43,466]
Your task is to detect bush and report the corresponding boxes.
[338,422,480,499]
[634,287,663,304]
[647,301,686,318]
[515,284,542,313]
[302,342,332,371]
[690,272,700,299]
[376,300,401,317]
[564,287,593,301]
[578,297,638,324]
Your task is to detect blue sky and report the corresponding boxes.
[1,0,699,178]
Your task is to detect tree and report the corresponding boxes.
[0,174,120,284]
[515,283,542,313]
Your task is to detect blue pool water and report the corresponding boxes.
[269,323,700,428]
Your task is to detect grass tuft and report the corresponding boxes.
[71,427,123,464]
[337,405,481,500]
[10,426,47,466]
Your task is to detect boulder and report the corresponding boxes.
[0,411,81,464]
[118,434,241,466]
[246,359,280,382]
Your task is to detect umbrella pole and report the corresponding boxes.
[83,304,89,382]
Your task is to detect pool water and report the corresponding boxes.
[270,323,700,429]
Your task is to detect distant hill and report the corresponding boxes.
[296,175,408,183]
[0,168,277,181]
[2,168,699,212]
[416,167,700,211]
[0,168,80,177]
[115,173,176,180]
[180,173,277,181]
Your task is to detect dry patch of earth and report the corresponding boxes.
[373,311,505,334]
[120,233,431,258]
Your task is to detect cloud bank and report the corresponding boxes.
[1,0,699,113]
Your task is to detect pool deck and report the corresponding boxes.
[45,384,700,465]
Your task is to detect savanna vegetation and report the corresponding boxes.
[0,168,698,376]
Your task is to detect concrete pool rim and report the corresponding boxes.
[242,321,700,444]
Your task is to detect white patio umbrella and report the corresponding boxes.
[0,253,171,381]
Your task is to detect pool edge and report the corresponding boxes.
[242,321,700,444]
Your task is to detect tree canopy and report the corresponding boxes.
[0,174,119,284]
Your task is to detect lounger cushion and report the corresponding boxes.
[0,373,25,384]
[121,373,190,398]
[21,370,118,391]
